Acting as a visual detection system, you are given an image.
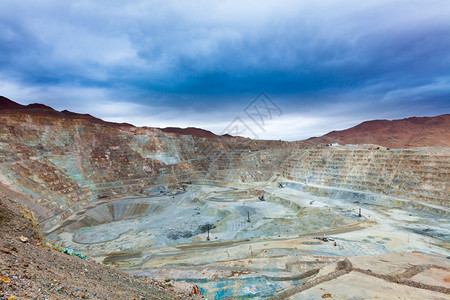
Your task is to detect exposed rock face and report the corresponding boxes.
[284,147,449,207]
[0,96,448,229]
[0,110,286,224]
[0,194,195,299]
[0,96,449,299]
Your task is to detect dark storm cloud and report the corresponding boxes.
[0,0,449,139]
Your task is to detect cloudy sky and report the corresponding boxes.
[1,0,449,140]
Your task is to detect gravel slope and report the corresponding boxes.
[0,195,199,300]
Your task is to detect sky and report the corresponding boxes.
[1,0,449,140]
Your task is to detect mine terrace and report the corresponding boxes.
[0,97,449,299]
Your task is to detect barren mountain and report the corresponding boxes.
[160,127,223,138]
[2,96,448,147]
[308,114,450,148]
[0,96,134,128]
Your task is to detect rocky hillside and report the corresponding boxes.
[0,95,448,298]
[160,127,227,138]
[0,96,133,128]
[0,194,197,299]
[0,96,447,229]
[307,114,450,148]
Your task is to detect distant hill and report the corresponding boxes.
[0,95,25,110]
[307,114,450,148]
[160,127,233,138]
[2,96,449,147]
[0,96,134,128]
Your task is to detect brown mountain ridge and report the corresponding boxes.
[0,96,134,128]
[307,114,450,148]
[1,95,448,147]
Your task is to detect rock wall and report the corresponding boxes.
[284,147,449,206]
[0,114,286,219]
[0,113,448,229]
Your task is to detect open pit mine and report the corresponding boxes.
[0,96,449,299]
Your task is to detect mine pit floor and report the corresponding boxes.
[46,181,450,299]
